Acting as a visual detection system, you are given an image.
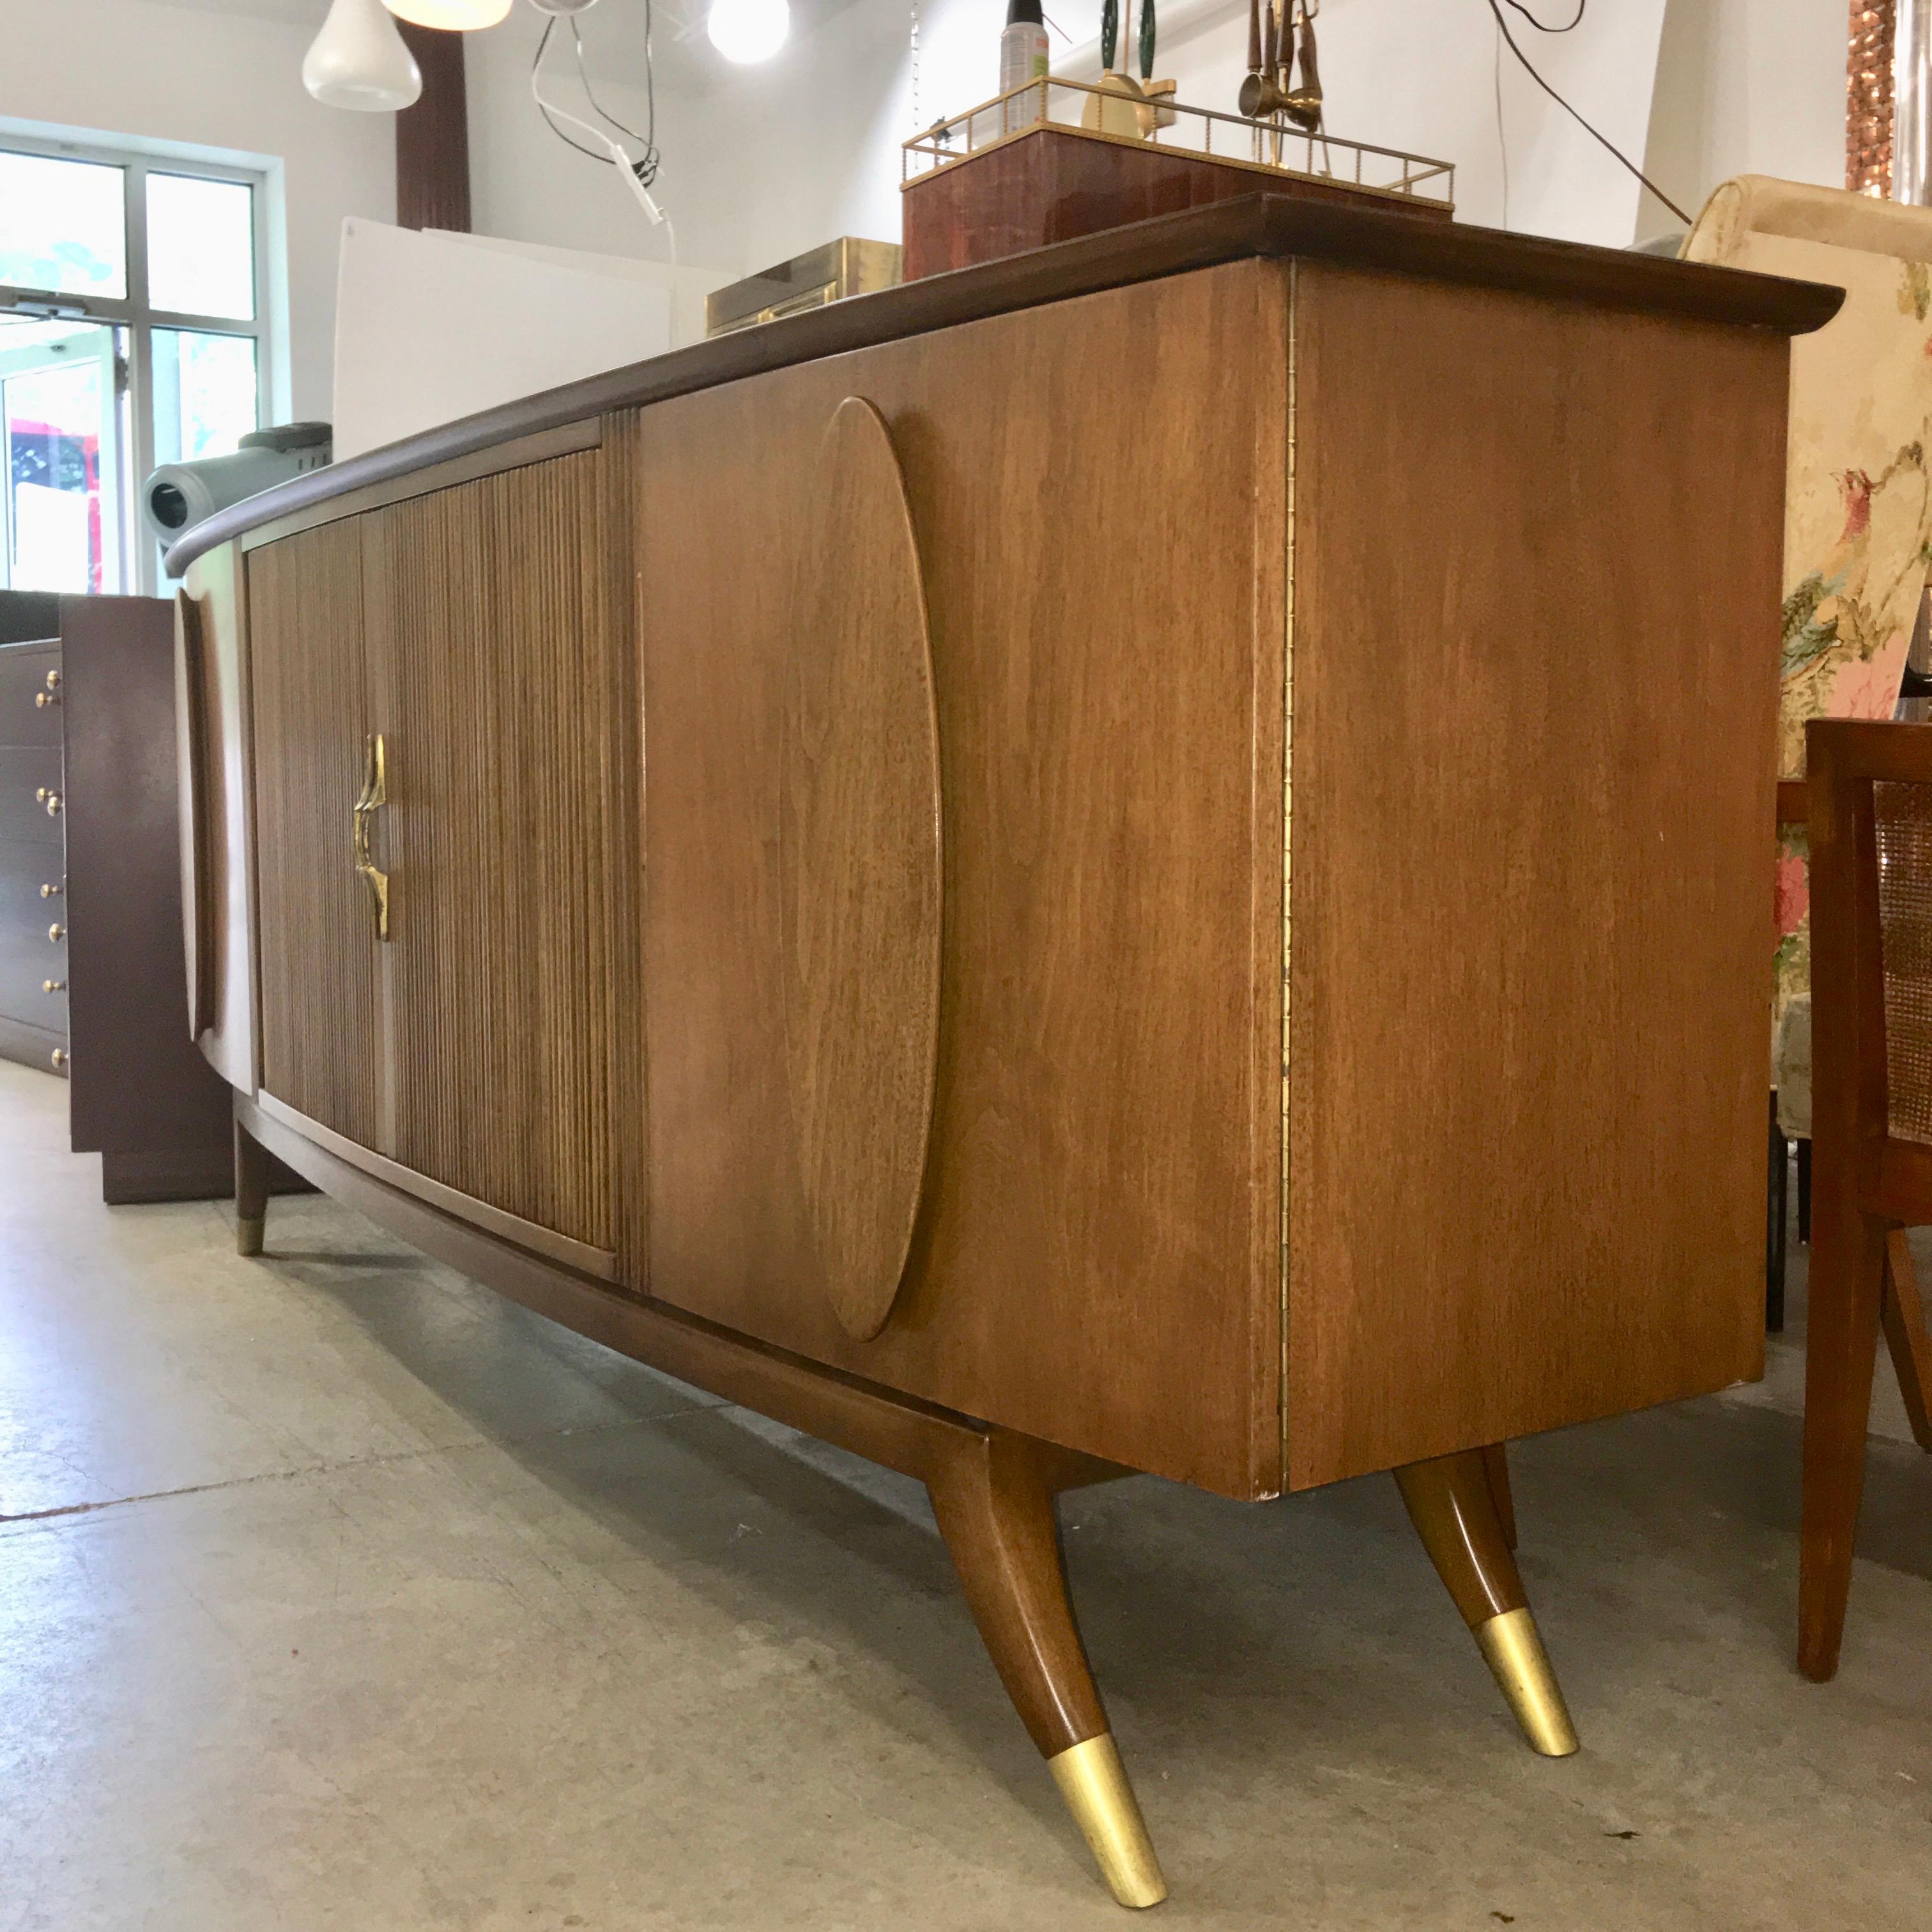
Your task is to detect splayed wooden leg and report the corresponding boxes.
[1800,1206,1889,1681]
[1395,1448,1577,1757]
[234,1112,268,1257]
[1480,1439,1517,1551]
[927,1433,1167,1908]
[1882,1230,1932,1453]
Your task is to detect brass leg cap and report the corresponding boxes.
[1475,1606,1579,1758]
[1047,1732,1168,1908]
[236,1215,265,1258]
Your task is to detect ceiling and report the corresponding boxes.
[158,0,320,20]
[157,0,880,96]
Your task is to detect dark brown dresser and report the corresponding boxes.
[0,589,232,1199]
[0,595,70,1075]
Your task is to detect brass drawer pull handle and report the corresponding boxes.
[38,790,61,816]
[352,731,390,941]
[50,1046,66,1071]
[40,882,60,899]
[34,689,58,709]
[43,979,65,993]
[47,922,65,944]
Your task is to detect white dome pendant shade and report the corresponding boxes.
[383,0,515,26]
[707,0,790,63]
[303,0,424,110]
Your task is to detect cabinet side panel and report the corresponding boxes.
[638,261,1281,1496]
[1286,265,1784,1486]
[601,414,648,1287]
[182,544,259,1092]
[249,525,383,1144]
[62,594,233,1179]
[372,452,617,1250]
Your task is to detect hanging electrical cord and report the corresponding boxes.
[530,12,676,255]
[532,18,607,161]
[1482,0,1690,224]
[567,12,657,185]
[1492,15,1510,230]
[1501,0,1584,29]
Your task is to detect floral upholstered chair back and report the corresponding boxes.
[1683,178,1932,1112]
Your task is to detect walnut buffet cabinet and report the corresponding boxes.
[167,197,1837,1907]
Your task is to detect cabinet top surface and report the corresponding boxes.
[165,192,1841,576]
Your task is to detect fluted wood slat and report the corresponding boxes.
[248,523,383,1144]
[365,453,615,1248]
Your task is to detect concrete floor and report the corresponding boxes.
[2,1061,1929,1931]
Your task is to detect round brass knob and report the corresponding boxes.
[44,669,60,692]
[43,793,61,816]
[34,787,47,801]
[42,979,64,993]
[47,922,65,943]
[40,882,60,899]
[34,690,57,709]
[50,1047,66,1070]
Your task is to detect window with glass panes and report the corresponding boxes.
[0,137,268,596]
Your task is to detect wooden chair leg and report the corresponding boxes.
[1767,1095,1789,1333]
[1480,1440,1517,1551]
[1798,1208,1889,1681]
[1882,1230,1932,1453]
[234,1113,269,1257]
[1395,1449,1577,1757]
[926,1433,1167,1908]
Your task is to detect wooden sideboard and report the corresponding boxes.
[167,196,1837,1908]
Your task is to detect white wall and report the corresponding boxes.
[0,0,395,422]
[518,0,1675,276]
[0,0,1841,424]
[1640,0,1848,241]
[458,0,1851,279]
[466,6,716,271]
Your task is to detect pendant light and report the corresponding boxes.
[303,0,424,110]
[382,0,514,26]
[707,0,790,64]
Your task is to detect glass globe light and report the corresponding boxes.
[707,0,790,65]
[303,0,423,111]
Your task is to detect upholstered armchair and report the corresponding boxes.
[1681,178,1932,1297]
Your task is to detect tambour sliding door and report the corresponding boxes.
[247,519,385,1149]
[369,453,618,1254]
[246,448,620,1257]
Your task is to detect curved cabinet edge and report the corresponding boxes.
[165,196,1839,577]
[235,1089,1126,1492]
[172,589,215,1040]
[254,1090,618,1283]
[180,544,259,1094]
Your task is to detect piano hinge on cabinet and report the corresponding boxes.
[353,732,390,941]
[1281,254,1298,1482]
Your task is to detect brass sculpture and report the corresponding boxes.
[1240,0,1322,133]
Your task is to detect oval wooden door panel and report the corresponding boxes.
[779,397,942,1342]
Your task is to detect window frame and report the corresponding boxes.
[0,129,272,595]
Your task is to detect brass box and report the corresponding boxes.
[705,237,904,338]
